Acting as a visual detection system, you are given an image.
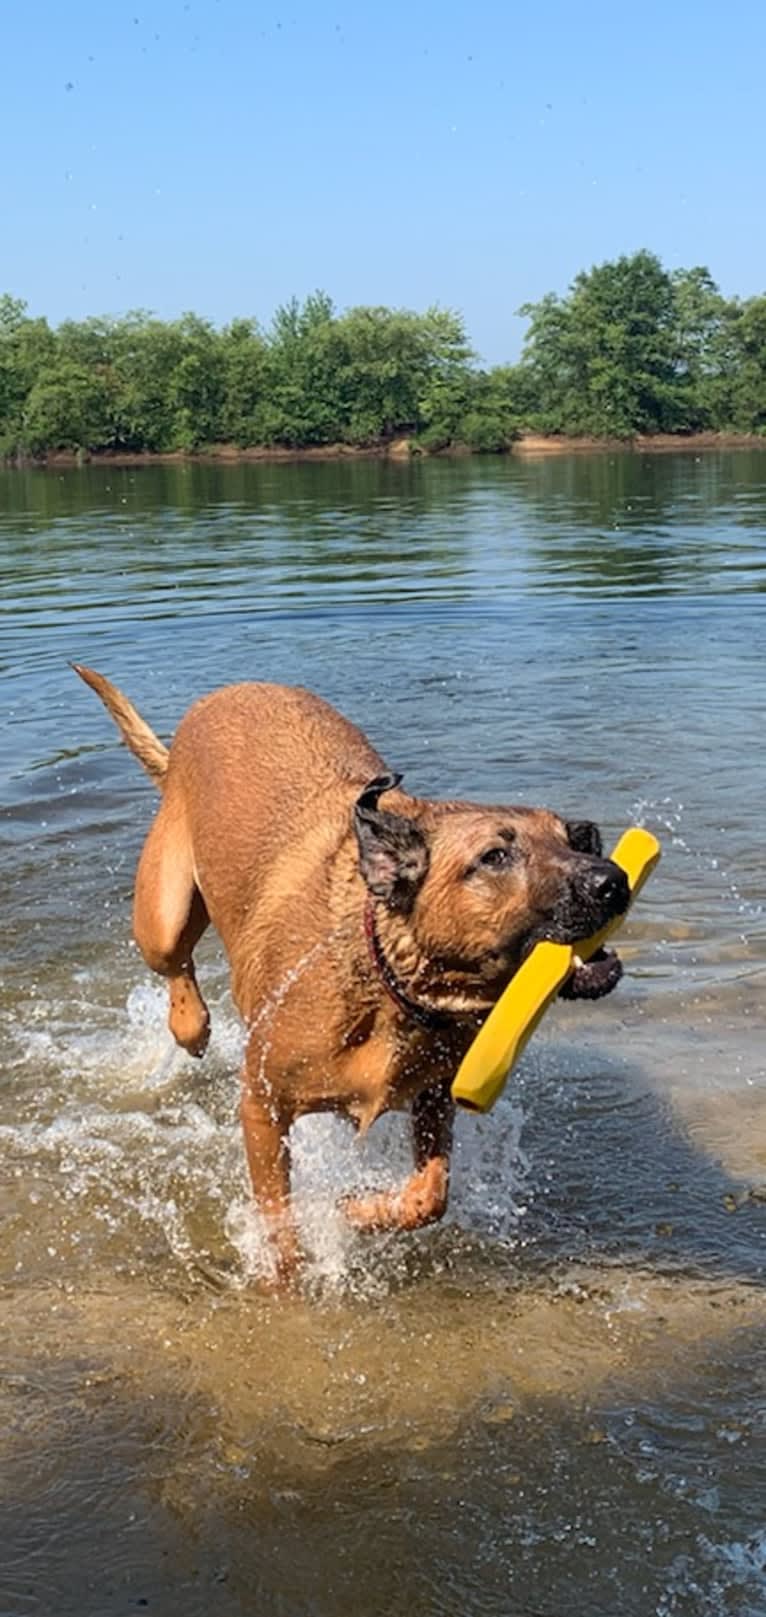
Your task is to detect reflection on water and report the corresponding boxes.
[1,453,765,1615]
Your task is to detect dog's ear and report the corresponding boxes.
[354,773,429,911]
[566,820,603,857]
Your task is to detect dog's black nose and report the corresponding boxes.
[589,860,630,916]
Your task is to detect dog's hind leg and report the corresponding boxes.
[133,796,211,1057]
[344,1082,454,1232]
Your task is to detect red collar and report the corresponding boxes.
[363,899,456,1032]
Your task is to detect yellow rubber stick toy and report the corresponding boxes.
[451,827,661,1114]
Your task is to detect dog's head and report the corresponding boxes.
[354,773,629,1008]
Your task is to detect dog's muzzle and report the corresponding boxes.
[558,857,629,1000]
[523,856,630,1003]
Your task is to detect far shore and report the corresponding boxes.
[4,431,765,471]
[512,431,766,455]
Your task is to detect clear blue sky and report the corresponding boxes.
[3,0,764,363]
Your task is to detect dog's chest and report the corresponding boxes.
[340,1021,458,1132]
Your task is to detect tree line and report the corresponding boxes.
[1,252,765,459]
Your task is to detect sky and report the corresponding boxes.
[2,0,765,364]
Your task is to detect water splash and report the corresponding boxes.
[1,954,534,1297]
[657,1528,766,1616]
[634,795,765,936]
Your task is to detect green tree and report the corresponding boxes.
[333,306,424,443]
[166,313,225,448]
[670,267,735,429]
[2,264,765,458]
[22,360,111,453]
[218,316,271,445]
[457,365,525,450]
[264,292,344,445]
[0,297,57,454]
[103,312,183,450]
[519,251,682,436]
[727,296,766,432]
[335,304,472,444]
[412,307,474,438]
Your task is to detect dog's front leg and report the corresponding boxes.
[240,1049,300,1287]
[344,1083,454,1233]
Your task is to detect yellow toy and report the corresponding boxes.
[451,827,661,1113]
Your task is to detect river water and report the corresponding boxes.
[2,451,765,1616]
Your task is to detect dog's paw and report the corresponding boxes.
[342,1170,448,1232]
[168,999,211,1057]
[341,1189,399,1232]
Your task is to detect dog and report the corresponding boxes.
[74,667,629,1282]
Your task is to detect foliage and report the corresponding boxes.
[457,411,514,452]
[727,295,766,432]
[516,253,766,439]
[2,256,766,458]
[412,422,454,454]
[517,251,681,436]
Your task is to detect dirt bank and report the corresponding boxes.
[6,431,766,469]
[513,431,766,454]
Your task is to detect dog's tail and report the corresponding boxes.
[72,664,169,789]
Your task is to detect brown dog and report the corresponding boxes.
[74,668,629,1281]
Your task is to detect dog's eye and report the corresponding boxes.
[478,845,514,870]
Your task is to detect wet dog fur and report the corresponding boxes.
[74,669,629,1283]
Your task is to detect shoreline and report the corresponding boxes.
[512,431,766,455]
[3,431,765,470]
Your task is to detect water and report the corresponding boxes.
[2,450,765,1616]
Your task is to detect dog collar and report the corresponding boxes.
[363,899,457,1032]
